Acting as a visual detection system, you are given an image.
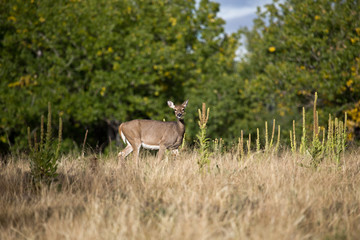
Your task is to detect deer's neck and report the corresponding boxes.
[176,119,185,134]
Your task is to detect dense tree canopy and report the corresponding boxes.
[238,0,360,141]
[0,0,239,152]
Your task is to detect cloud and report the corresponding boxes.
[217,6,256,20]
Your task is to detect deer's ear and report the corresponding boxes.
[167,101,175,109]
[182,99,189,108]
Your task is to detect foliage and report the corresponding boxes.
[28,103,62,186]
[1,0,360,153]
[238,0,360,143]
[0,0,239,152]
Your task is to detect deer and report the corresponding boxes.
[118,100,188,165]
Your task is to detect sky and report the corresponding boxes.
[215,0,275,33]
[210,0,278,56]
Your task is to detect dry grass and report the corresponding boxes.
[1,150,360,240]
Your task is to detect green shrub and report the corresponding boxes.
[196,103,210,172]
[27,103,62,186]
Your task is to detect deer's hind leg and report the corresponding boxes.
[118,144,133,161]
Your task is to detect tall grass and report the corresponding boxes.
[1,150,359,240]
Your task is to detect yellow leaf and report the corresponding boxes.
[350,38,358,44]
[346,79,353,87]
[355,28,360,36]
[8,81,21,88]
[268,46,276,52]
[39,17,45,23]
[314,15,320,20]
[7,16,16,22]
[169,17,177,27]
[100,87,106,96]
[0,136,6,143]
[113,62,120,71]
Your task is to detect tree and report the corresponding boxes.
[0,0,240,152]
[239,0,360,142]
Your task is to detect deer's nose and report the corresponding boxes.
[177,113,182,118]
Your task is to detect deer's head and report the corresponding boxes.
[167,100,189,120]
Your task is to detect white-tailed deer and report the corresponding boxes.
[118,100,188,164]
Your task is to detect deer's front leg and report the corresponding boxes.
[132,143,141,167]
[171,149,179,159]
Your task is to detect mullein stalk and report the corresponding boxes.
[265,121,269,152]
[256,128,260,152]
[326,114,332,156]
[239,130,244,160]
[321,127,325,156]
[335,118,339,150]
[313,92,318,139]
[334,118,341,166]
[310,92,323,169]
[275,125,281,152]
[40,115,44,149]
[342,112,347,152]
[293,120,297,152]
[290,130,294,153]
[300,107,306,154]
[270,119,275,149]
[197,103,211,172]
[247,133,251,156]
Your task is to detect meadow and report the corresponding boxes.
[1,148,360,240]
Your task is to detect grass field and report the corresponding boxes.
[1,149,360,240]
